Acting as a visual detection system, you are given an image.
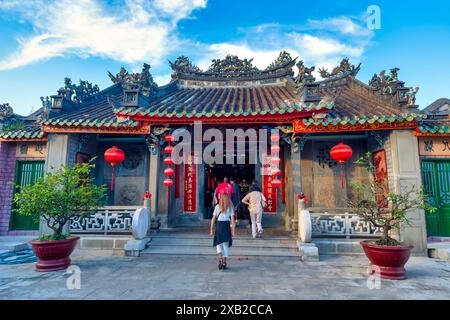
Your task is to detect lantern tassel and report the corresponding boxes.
[340,168,344,189]
[111,166,115,192]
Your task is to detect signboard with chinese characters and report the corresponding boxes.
[183,160,197,213]
[16,142,46,158]
[419,137,450,158]
[263,174,277,213]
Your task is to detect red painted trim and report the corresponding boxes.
[293,120,418,133]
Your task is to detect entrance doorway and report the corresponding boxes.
[204,163,255,217]
[10,160,45,230]
[422,160,450,236]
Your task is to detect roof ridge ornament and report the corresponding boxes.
[108,63,158,98]
[169,52,295,81]
[368,67,419,108]
[0,103,14,121]
[318,58,361,79]
[265,51,294,70]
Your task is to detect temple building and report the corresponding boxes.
[417,98,450,237]
[0,51,441,254]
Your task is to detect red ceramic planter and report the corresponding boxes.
[30,236,80,272]
[360,240,414,280]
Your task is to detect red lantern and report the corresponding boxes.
[104,146,125,192]
[164,167,174,176]
[271,145,280,153]
[164,157,174,165]
[271,168,281,176]
[164,145,174,154]
[330,142,353,164]
[165,134,174,143]
[329,142,353,188]
[164,178,173,187]
[271,178,281,188]
[271,156,281,165]
[270,133,280,142]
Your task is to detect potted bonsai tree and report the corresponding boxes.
[349,152,434,280]
[13,161,107,272]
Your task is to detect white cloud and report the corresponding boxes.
[0,1,373,85]
[0,0,206,70]
[306,16,372,36]
[188,17,371,78]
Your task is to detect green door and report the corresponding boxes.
[10,161,45,230]
[421,160,450,236]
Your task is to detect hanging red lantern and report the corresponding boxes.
[270,132,280,142]
[329,142,353,188]
[271,178,281,188]
[164,157,174,165]
[165,134,174,143]
[164,178,173,187]
[164,167,174,176]
[271,168,281,176]
[104,146,125,192]
[271,145,280,153]
[271,156,281,165]
[164,145,174,154]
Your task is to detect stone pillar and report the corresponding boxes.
[40,134,78,236]
[148,146,161,230]
[292,147,302,223]
[388,130,427,255]
[0,142,16,235]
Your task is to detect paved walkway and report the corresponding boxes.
[0,249,449,299]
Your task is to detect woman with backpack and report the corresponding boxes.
[210,194,235,270]
[241,181,267,239]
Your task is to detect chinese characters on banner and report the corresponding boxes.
[263,174,277,213]
[372,149,389,207]
[419,137,450,157]
[183,160,197,213]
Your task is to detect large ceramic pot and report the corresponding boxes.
[30,236,80,272]
[360,240,414,280]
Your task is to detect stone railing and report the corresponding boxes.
[309,210,382,239]
[70,206,139,235]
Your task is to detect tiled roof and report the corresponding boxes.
[418,118,450,134]
[115,84,333,120]
[0,125,44,140]
[296,78,423,129]
[42,84,141,129]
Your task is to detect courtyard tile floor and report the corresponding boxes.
[0,249,449,300]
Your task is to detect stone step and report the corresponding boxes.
[149,236,297,248]
[0,236,33,252]
[143,231,299,257]
[428,242,450,262]
[312,238,365,255]
[76,235,133,250]
[141,246,299,257]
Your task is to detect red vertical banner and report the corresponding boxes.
[263,174,277,213]
[183,161,197,213]
[280,146,285,204]
[175,164,180,199]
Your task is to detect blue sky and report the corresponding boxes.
[0,0,449,116]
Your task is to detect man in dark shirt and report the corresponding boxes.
[230,177,241,222]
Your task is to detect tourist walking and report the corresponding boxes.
[241,181,266,238]
[210,194,235,270]
[230,177,241,222]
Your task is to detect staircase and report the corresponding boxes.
[141,227,299,258]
